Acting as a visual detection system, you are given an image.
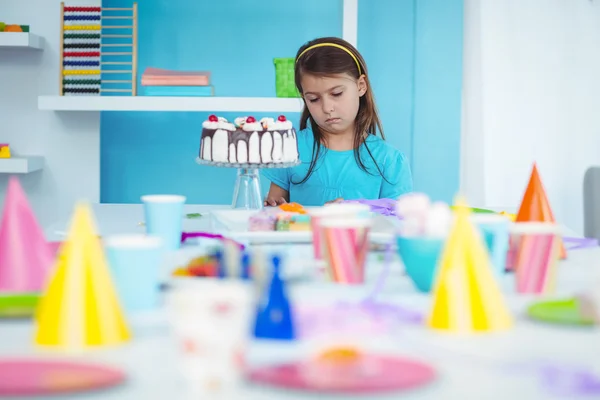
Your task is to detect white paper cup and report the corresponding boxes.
[166,280,254,393]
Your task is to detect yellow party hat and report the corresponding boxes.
[427,196,512,332]
[34,202,131,350]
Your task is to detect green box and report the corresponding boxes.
[274,58,300,98]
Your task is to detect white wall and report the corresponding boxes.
[0,0,100,231]
[462,0,600,235]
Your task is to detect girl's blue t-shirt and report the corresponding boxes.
[261,128,413,206]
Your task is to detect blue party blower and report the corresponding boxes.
[253,255,295,340]
[396,236,444,292]
[141,194,186,251]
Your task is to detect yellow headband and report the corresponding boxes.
[296,42,362,75]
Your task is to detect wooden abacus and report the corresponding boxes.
[59,2,138,96]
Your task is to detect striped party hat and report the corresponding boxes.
[34,202,131,350]
[515,163,566,259]
[427,196,513,333]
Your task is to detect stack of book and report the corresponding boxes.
[141,68,214,96]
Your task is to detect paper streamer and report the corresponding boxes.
[563,237,599,251]
[341,198,399,217]
[180,231,245,249]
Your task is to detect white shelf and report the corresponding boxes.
[0,33,43,50]
[37,96,305,113]
[0,156,44,174]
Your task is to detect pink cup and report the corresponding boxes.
[319,218,372,284]
[510,222,562,294]
[308,204,371,261]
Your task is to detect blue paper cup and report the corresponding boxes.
[396,236,444,292]
[104,234,164,313]
[141,194,186,251]
[471,214,510,275]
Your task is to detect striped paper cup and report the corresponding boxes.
[319,217,372,285]
[510,222,562,294]
[308,204,372,262]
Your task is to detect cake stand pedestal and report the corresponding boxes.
[195,158,300,210]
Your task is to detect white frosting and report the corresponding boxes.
[237,141,248,163]
[234,117,246,127]
[260,117,274,130]
[228,143,236,163]
[243,122,262,132]
[202,117,236,131]
[260,117,293,131]
[271,120,293,131]
[260,133,273,163]
[248,132,260,163]
[211,129,229,162]
[282,130,298,161]
[220,121,236,131]
[271,131,283,162]
[201,137,212,160]
[202,120,219,129]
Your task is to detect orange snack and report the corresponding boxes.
[279,202,306,214]
[316,347,362,364]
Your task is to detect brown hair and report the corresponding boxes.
[293,36,387,185]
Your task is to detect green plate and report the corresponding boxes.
[0,293,40,318]
[527,297,596,326]
[450,206,496,214]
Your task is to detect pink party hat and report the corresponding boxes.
[0,176,54,292]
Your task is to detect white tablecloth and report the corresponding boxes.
[4,204,599,400]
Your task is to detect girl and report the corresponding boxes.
[262,37,413,206]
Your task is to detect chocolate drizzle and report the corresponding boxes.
[199,127,297,164]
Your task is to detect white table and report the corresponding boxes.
[4,204,600,400]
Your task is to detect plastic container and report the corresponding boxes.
[273,58,300,98]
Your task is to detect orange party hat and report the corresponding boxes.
[515,163,566,259]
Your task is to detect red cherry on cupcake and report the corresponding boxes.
[247,116,256,123]
[208,114,218,122]
[278,115,287,122]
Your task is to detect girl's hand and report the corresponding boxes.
[325,197,344,205]
[264,196,287,207]
[264,183,290,207]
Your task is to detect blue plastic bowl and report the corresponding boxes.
[396,236,444,292]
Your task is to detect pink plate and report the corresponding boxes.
[248,354,436,394]
[0,358,125,396]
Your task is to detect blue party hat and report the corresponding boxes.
[214,248,225,278]
[253,254,295,340]
[241,251,251,280]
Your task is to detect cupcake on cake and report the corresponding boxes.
[199,114,299,164]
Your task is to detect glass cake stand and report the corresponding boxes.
[195,158,301,210]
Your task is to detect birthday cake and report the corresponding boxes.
[199,114,299,164]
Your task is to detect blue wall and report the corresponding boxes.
[100,0,463,204]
